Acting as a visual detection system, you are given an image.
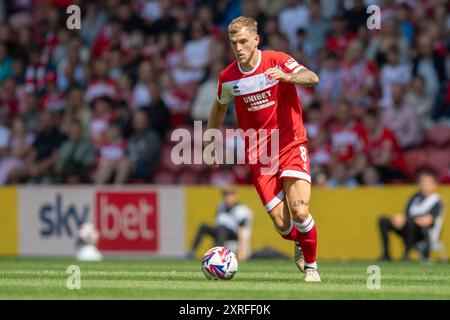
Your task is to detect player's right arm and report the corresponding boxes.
[206,99,228,131]
[204,72,233,167]
[203,99,228,168]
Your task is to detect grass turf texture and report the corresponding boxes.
[0,258,449,299]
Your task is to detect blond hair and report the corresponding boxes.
[228,16,258,34]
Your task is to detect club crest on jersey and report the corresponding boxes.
[264,72,277,85]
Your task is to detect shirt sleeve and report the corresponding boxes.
[429,201,443,218]
[216,73,233,105]
[273,51,306,74]
[235,205,252,228]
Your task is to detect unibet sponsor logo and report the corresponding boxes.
[243,90,274,111]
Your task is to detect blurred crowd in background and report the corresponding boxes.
[0,0,449,186]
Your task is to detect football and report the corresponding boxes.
[201,246,238,280]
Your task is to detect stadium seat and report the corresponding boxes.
[177,169,200,184]
[424,125,450,147]
[153,170,176,184]
[423,148,450,175]
[403,149,427,177]
[159,143,181,171]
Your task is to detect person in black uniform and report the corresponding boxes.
[378,169,444,261]
[186,184,253,261]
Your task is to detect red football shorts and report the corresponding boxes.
[250,144,311,212]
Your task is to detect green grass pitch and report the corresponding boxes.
[0,258,449,299]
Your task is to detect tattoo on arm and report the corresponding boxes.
[289,69,319,87]
[291,200,309,207]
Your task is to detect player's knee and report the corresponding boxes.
[292,207,309,222]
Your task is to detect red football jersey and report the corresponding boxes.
[360,127,407,173]
[217,50,307,162]
[329,120,365,163]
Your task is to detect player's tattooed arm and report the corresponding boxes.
[265,68,319,87]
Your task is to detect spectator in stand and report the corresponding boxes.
[294,28,316,70]
[316,52,342,105]
[365,17,410,67]
[326,162,359,188]
[116,1,145,33]
[0,77,20,115]
[360,108,407,183]
[411,34,447,121]
[11,27,33,66]
[147,0,178,35]
[94,122,127,184]
[91,16,125,59]
[85,59,118,104]
[242,0,267,33]
[172,21,212,86]
[279,0,310,50]
[380,45,411,108]
[164,30,186,71]
[325,15,356,59]
[56,119,95,184]
[260,16,278,49]
[361,166,383,186]
[309,129,332,180]
[159,71,190,117]
[0,42,13,83]
[102,110,161,184]
[341,40,378,106]
[396,4,415,43]
[304,100,322,137]
[23,47,53,95]
[343,0,370,34]
[382,83,423,149]
[191,61,224,123]
[144,81,170,140]
[90,97,116,147]
[404,76,435,129]
[40,71,65,112]
[56,38,88,92]
[79,1,108,47]
[61,88,92,139]
[305,1,330,53]
[21,93,41,133]
[0,117,34,184]
[328,100,366,179]
[0,112,10,161]
[130,60,153,109]
[11,111,66,183]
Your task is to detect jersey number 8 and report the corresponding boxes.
[300,146,307,162]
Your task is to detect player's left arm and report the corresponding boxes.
[265,66,319,87]
[266,67,319,87]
